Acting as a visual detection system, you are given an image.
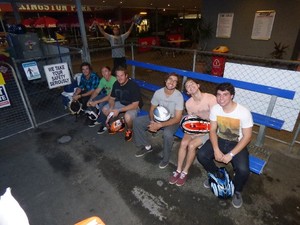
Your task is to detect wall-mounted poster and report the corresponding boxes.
[216,13,234,38]
[251,10,276,40]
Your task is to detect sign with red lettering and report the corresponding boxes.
[0,85,11,108]
[0,3,109,12]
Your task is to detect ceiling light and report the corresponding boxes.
[140,12,147,15]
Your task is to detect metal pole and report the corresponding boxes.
[255,95,278,147]
[74,0,91,63]
[289,121,300,152]
[181,49,197,92]
[11,0,21,24]
[131,43,135,79]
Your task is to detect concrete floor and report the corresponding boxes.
[0,114,299,225]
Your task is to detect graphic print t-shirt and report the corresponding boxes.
[210,103,253,142]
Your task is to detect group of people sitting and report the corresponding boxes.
[66,63,253,209]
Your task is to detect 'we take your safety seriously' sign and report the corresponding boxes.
[44,63,71,89]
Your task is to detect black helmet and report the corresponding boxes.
[68,101,82,115]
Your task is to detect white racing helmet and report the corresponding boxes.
[153,106,171,122]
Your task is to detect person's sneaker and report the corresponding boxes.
[176,172,188,186]
[232,192,243,209]
[169,170,181,184]
[125,130,133,141]
[135,147,153,157]
[159,161,169,169]
[203,179,210,189]
[88,120,101,127]
[97,125,107,134]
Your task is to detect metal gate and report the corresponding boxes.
[0,49,82,140]
[0,61,33,140]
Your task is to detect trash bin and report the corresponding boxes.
[211,46,229,77]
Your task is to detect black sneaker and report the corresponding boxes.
[88,120,100,128]
[88,120,96,127]
[97,125,107,134]
[203,179,210,189]
[232,192,243,208]
[135,146,153,157]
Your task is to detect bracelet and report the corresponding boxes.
[229,152,235,158]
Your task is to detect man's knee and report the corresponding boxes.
[196,141,212,162]
[235,164,250,178]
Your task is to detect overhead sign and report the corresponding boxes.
[44,63,71,89]
[0,85,11,108]
[22,61,41,80]
[0,3,112,12]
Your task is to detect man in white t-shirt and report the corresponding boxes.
[197,82,253,209]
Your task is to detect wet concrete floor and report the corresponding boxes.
[0,115,299,225]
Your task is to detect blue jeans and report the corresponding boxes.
[197,138,250,192]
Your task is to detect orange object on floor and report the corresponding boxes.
[74,216,105,225]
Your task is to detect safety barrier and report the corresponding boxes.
[130,60,296,174]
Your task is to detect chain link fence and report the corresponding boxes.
[126,43,300,152]
[0,61,34,140]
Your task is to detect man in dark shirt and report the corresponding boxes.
[97,66,143,142]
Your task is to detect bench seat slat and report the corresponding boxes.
[251,112,284,130]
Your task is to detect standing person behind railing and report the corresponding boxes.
[197,82,253,209]
[93,21,135,75]
[133,73,184,169]
[169,79,217,187]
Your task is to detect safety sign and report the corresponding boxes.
[44,62,71,89]
[22,61,41,80]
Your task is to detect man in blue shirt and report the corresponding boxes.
[72,62,100,110]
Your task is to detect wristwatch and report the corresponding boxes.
[229,152,235,157]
